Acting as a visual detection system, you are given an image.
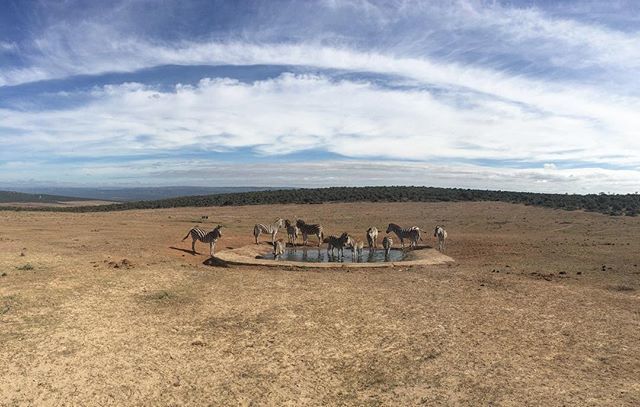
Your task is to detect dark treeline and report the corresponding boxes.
[0,190,91,203]
[2,186,639,216]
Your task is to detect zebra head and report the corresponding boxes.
[284,219,292,228]
[296,219,305,228]
[434,225,443,237]
[275,218,285,228]
[386,223,398,234]
[215,225,223,236]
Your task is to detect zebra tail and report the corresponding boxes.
[182,229,192,241]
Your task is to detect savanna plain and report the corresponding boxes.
[1,201,639,406]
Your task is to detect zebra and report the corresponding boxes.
[273,239,286,259]
[253,218,285,245]
[296,219,324,247]
[345,235,364,259]
[382,236,393,258]
[324,232,350,257]
[182,225,223,256]
[366,227,379,249]
[386,223,421,249]
[434,225,448,252]
[284,219,300,246]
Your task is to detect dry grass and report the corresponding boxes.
[1,201,639,405]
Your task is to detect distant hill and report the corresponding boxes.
[0,190,91,204]
[1,186,639,217]
[3,186,283,202]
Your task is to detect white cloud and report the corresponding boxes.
[2,1,640,191]
[1,74,638,168]
[0,41,18,52]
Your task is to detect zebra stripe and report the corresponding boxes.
[366,227,379,249]
[382,236,393,257]
[284,219,300,246]
[182,225,223,256]
[295,219,324,247]
[386,223,421,248]
[325,232,349,257]
[434,225,448,252]
[253,218,284,244]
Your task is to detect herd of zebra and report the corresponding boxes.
[181,218,447,259]
[254,218,448,260]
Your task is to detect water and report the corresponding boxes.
[263,247,408,263]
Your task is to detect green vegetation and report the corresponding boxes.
[1,186,639,216]
[0,190,90,203]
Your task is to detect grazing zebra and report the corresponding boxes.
[253,218,285,245]
[296,219,324,247]
[324,232,350,257]
[382,236,393,258]
[386,223,421,248]
[434,225,448,252]
[284,219,300,246]
[273,239,286,259]
[366,227,379,249]
[182,225,223,256]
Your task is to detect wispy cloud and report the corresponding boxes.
[1,0,639,191]
[2,74,638,167]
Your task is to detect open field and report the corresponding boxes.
[1,201,639,405]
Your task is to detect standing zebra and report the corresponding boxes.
[366,227,379,249]
[296,219,324,247]
[284,219,300,246]
[253,218,285,245]
[182,225,223,256]
[382,236,393,258]
[434,225,448,252]
[325,232,350,257]
[386,223,421,248]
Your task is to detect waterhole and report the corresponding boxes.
[262,247,408,263]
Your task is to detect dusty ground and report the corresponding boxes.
[0,201,639,406]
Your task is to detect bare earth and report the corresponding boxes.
[0,202,638,406]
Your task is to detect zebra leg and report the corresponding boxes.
[192,239,196,254]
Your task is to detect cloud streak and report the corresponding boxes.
[1,0,639,192]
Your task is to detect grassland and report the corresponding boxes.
[1,201,639,405]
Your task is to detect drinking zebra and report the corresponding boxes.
[182,225,223,256]
[284,219,300,246]
[386,223,421,248]
[253,218,285,245]
[366,227,379,249]
[296,219,324,247]
[434,225,448,252]
[345,235,364,259]
[351,240,365,259]
[382,236,393,258]
[324,232,350,257]
[273,239,286,259]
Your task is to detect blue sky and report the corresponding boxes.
[1,0,639,193]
